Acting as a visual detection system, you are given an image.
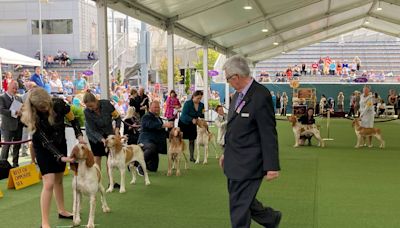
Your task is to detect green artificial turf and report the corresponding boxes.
[1,118,400,228]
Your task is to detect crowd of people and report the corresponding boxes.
[257,56,392,83]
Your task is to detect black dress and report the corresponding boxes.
[123,116,140,145]
[32,98,82,175]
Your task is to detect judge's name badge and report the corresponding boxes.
[241,113,250,118]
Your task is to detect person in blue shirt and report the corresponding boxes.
[73,73,88,94]
[178,90,205,162]
[30,66,45,88]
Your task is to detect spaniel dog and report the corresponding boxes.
[168,127,188,176]
[70,144,111,228]
[287,116,324,147]
[352,118,385,148]
[195,119,213,164]
[105,135,150,193]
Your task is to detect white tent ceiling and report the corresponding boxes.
[0,47,41,66]
[106,0,400,63]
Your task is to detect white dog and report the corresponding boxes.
[287,116,325,147]
[195,119,213,164]
[70,144,110,228]
[105,135,150,193]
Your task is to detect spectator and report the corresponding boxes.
[271,91,276,114]
[0,81,24,167]
[43,76,51,94]
[276,92,281,114]
[62,76,74,95]
[49,72,63,95]
[281,92,288,116]
[329,61,336,75]
[354,56,361,71]
[377,99,386,117]
[73,73,88,94]
[17,73,26,95]
[30,66,45,88]
[2,71,13,92]
[87,51,95,60]
[70,97,85,127]
[136,88,149,118]
[164,90,181,121]
[337,92,344,112]
[138,100,173,172]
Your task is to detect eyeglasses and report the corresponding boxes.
[226,74,238,81]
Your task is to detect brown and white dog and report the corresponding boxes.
[168,127,188,176]
[195,119,213,164]
[70,144,110,228]
[352,118,385,148]
[105,135,150,193]
[287,116,325,147]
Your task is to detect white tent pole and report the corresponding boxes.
[97,0,110,99]
[167,24,174,92]
[203,45,208,112]
[39,0,44,70]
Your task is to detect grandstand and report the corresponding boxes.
[255,29,400,83]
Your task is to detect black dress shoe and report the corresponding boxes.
[113,183,120,189]
[273,211,282,228]
[58,213,73,219]
[190,158,196,162]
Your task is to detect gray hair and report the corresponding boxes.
[222,55,251,79]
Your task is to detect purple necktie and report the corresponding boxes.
[235,92,244,109]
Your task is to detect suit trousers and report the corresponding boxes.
[142,143,159,172]
[0,128,23,166]
[228,178,276,228]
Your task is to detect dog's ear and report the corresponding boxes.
[70,145,79,174]
[84,146,95,168]
[169,128,174,142]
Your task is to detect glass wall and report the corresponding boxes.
[31,19,73,34]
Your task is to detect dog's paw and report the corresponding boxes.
[354,145,360,148]
[103,206,111,213]
[195,160,200,164]
[130,180,136,184]
[203,160,208,165]
[167,170,172,176]
[87,224,95,228]
[145,180,151,186]
[176,171,181,176]
[73,219,81,227]
[293,145,299,148]
[119,188,126,193]
[106,188,113,193]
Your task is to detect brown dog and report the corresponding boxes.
[287,116,324,147]
[168,127,188,176]
[352,118,385,148]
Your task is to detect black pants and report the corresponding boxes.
[228,178,277,228]
[0,128,23,167]
[142,143,159,172]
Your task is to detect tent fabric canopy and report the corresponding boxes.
[107,0,400,63]
[0,47,41,66]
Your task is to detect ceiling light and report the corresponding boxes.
[281,51,286,54]
[243,0,252,10]
[365,20,370,24]
[261,28,269,32]
[273,42,279,46]
[377,1,382,11]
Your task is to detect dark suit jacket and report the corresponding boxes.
[0,93,23,131]
[138,112,168,154]
[224,80,280,180]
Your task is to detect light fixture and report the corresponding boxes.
[243,0,252,10]
[377,1,382,11]
[281,47,286,54]
[365,19,370,24]
[261,20,268,32]
[273,42,279,46]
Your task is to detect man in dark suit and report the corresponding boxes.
[219,56,281,228]
[0,81,24,167]
[138,100,173,172]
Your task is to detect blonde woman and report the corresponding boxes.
[123,106,141,145]
[21,87,85,228]
[359,85,375,146]
[337,92,345,112]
